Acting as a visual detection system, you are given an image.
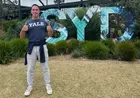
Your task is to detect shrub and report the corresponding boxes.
[0,28,18,41]
[102,39,116,51]
[14,19,28,37]
[132,40,140,59]
[101,39,116,58]
[67,39,80,53]
[10,38,27,58]
[47,43,56,56]
[1,19,27,41]
[78,41,88,49]
[55,40,68,55]
[133,40,140,49]
[116,41,136,61]
[3,20,17,32]
[0,41,12,64]
[83,41,109,59]
[71,49,85,58]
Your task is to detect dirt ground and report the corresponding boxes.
[0,55,140,98]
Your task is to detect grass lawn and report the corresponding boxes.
[0,55,140,98]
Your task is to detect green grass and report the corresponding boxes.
[0,55,140,98]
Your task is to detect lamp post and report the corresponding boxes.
[0,0,3,23]
[0,0,3,33]
[54,0,65,9]
[18,0,21,20]
[46,0,48,5]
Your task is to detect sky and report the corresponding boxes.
[17,0,82,6]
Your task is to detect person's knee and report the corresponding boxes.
[27,67,35,73]
[43,67,49,73]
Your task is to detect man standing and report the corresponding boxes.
[20,4,53,97]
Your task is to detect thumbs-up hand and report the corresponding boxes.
[22,25,28,32]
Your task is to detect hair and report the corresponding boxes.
[31,4,40,10]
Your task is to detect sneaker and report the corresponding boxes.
[24,86,32,97]
[46,84,52,95]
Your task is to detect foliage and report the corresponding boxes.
[102,39,116,51]
[55,40,68,55]
[14,19,27,37]
[83,41,109,59]
[116,41,136,61]
[75,8,100,40]
[133,40,140,59]
[10,38,27,58]
[71,49,85,58]
[111,0,140,38]
[56,14,77,39]
[0,20,18,40]
[0,19,27,40]
[3,20,17,32]
[75,7,87,20]
[85,14,100,40]
[0,27,18,40]
[67,39,80,53]
[0,41,12,64]
[101,39,116,58]
[47,43,56,56]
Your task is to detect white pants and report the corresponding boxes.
[27,45,50,87]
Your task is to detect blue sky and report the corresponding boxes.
[18,0,82,6]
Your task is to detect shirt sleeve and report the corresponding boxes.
[44,19,50,26]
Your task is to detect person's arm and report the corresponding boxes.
[47,25,53,37]
[20,25,28,38]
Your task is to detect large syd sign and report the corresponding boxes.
[40,6,135,44]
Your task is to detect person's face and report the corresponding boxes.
[31,6,40,18]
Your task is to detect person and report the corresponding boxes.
[20,4,53,97]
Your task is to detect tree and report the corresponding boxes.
[2,0,19,20]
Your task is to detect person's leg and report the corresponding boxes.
[24,46,37,96]
[27,47,37,87]
[37,45,52,94]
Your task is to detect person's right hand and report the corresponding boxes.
[22,25,28,32]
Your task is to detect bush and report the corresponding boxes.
[67,39,80,53]
[71,49,85,58]
[101,39,116,58]
[0,41,12,64]
[102,39,116,51]
[55,40,68,55]
[3,20,17,32]
[116,41,136,61]
[132,40,140,59]
[78,41,89,49]
[133,40,140,49]
[0,28,18,41]
[10,38,27,58]
[83,41,109,59]
[47,43,56,56]
[1,19,27,41]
